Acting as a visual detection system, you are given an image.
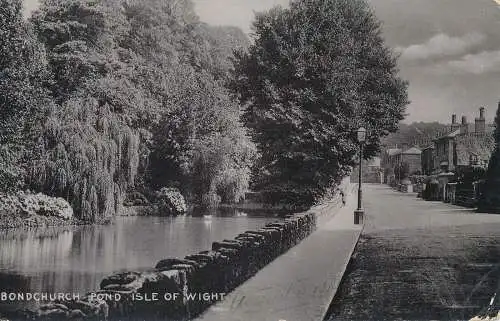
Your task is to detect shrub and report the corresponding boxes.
[155,187,187,216]
[0,192,73,220]
[124,191,150,206]
[410,175,427,185]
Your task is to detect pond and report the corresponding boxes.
[0,211,279,313]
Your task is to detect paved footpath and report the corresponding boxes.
[196,186,363,321]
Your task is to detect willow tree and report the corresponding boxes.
[149,68,257,207]
[29,0,141,222]
[28,0,256,219]
[120,0,256,207]
[232,0,408,205]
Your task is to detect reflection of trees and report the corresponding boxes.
[0,216,278,296]
[0,227,74,272]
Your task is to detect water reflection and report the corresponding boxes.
[0,214,278,297]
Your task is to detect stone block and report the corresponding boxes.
[155,258,199,271]
[100,271,141,289]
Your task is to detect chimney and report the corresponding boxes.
[461,116,468,134]
[451,114,460,131]
[475,107,486,133]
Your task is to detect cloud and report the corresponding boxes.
[439,50,500,74]
[192,0,289,34]
[397,33,486,61]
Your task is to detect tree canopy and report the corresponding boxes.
[0,0,52,192]
[0,0,256,220]
[1,0,410,218]
[232,0,408,205]
[478,103,500,213]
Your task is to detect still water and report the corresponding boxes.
[0,213,279,297]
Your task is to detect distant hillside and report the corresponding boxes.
[382,122,449,148]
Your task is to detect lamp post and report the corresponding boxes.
[354,127,366,225]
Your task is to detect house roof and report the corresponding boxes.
[422,144,434,150]
[402,147,422,154]
[455,132,495,166]
[434,129,461,141]
[434,123,494,141]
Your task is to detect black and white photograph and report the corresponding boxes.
[1,0,500,320]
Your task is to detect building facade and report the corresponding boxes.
[351,156,383,184]
[431,107,494,174]
[381,147,422,184]
[401,147,422,174]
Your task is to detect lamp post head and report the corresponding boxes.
[357,127,366,143]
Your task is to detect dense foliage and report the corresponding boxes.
[478,105,500,212]
[0,0,52,192]
[0,0,255,221]
[232,0,408,205]
[455,166,486,187]
[1,0,408,219]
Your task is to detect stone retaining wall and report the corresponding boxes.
[13,212,317,321]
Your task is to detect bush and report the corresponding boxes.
[410,175,427,185]
[0,192,73,220]
[124,191,150,206]
[155,187,187,216]
[456,167,486,187]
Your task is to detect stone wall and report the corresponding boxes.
[13,212,317,321]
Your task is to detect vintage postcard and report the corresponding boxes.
[0,0,499,320]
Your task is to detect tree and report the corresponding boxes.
[0,0,52,192]
[232,0,408,205]
[29,0,142,221]
[28,0,256,220]
[149,69,257,207]
[478,103,500,213]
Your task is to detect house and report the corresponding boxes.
[426,107,495,202]
[401,147,422,174]
[381,146,422,184]
[432,107,494,174]
[381,148,402,169]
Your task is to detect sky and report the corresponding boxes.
[24,0,500,124]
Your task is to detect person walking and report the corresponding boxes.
[340,190,346,206]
